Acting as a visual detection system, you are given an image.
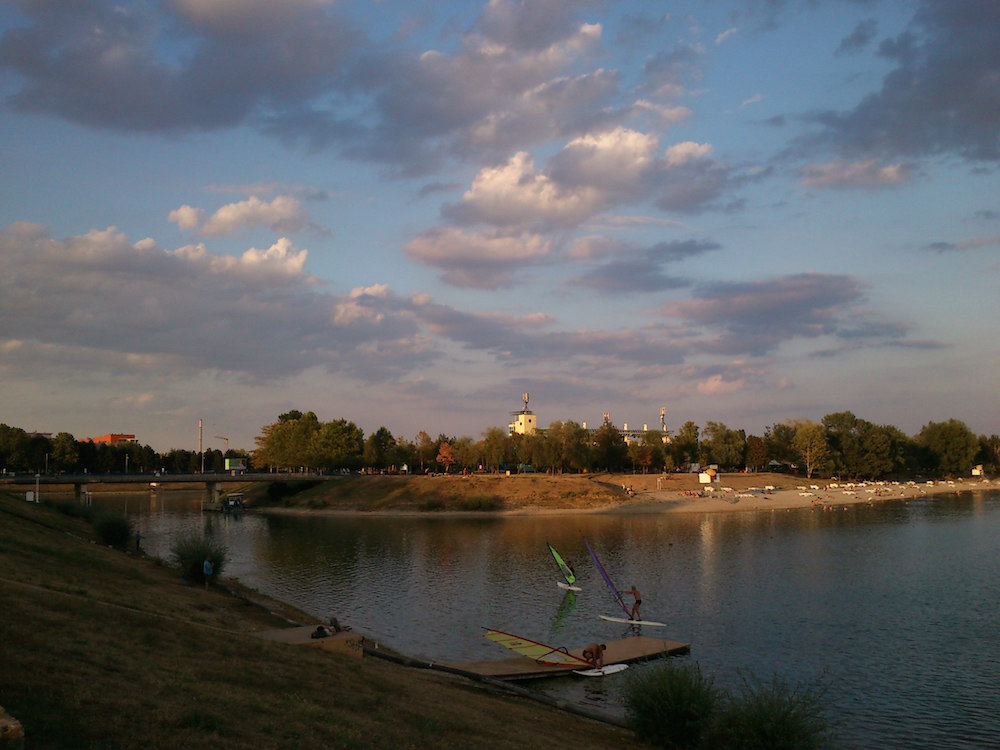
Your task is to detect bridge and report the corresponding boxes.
[0,472,338,504]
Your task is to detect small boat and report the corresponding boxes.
[205,493,245,512]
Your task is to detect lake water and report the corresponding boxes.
[115,489,1000,749]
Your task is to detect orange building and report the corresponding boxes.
[87,433,137,446]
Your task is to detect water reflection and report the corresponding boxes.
[112,489,1000,750]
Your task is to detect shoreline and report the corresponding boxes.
[256,476,999,518]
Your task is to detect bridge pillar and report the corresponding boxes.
[207,482,224,503]
[74,483,92,505]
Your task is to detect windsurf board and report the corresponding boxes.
[557,581,582,591]
[599,614,667,627]
[573,663,629,677]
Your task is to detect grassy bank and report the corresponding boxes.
[0,492,634,749]
[249,472,800,514]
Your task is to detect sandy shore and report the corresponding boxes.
[256,473,999,517]
[609,476,999,515]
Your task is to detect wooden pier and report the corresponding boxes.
[448,634,690,681]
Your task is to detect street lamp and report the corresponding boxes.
[34,473,40,503]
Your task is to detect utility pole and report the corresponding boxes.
[214,435,230,453]
[199,419,204,473]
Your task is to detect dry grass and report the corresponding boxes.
[254,471,798,513]
[0,492,637,749]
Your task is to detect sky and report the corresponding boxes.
[1,0,998,453]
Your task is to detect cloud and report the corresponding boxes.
[199,196,308,236]
[835,18,878,56]
[807,2,1000,162]
[443,130,736,237]
[0,0,362,133]
[800,159,913,189]
[715,28,739,46]
[0,222,425,382]
[921,235,1000,253]
[403,227,551,288]
[168,205,205,231]
[659,273,916,356]
[570,239,721,294]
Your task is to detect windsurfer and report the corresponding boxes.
[626,585,642,620]
[582,643,606,668]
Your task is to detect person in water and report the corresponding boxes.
[582,643,606,668]
[626,585,642,620]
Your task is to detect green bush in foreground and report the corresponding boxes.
[708,672,831,750]
[625,660,719,749]
[624,662,831,750]
[92,509,134,549]
[170,533,228,586]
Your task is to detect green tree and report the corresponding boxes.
[672,421,700,469]
[745,435,767,472]
[640,430,666,472]
[363,426,396,471]
[792,422,828,479]
[593,422,628,471]
[480,427,509,472]
[764,422,797,468]
[544,421,589,473]
[253,411,320,470]
[822,411,862,478]
[311,419,363,471]
[50,432,79,472]
[918,419,979,476]
[415,431,436,473]
[702,421,746,469]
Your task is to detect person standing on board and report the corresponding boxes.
[626,585,642,621]
[582,643,606,669]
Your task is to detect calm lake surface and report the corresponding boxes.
[115,489,1000,749]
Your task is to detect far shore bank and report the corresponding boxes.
[254,472,998,517]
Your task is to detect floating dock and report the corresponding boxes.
[448,634,690,681]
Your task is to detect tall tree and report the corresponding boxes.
[792,421,828,479]
[363,427,396,471]
[745,435,767,472]
[918,419,979,476]
[672,421,700,468]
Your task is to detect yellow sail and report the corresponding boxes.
[484,628,591,666]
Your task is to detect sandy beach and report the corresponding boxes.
[610,475,999,515]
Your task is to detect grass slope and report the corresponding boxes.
[0,493,634,749]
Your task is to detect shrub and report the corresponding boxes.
[624,660,719,749]
[92,510,133,549]
[170,533,228,586]
[459,494,503,511]
[708,672,831,750]
[49,500,95,522]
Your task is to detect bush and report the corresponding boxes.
[625,660,719,749]
[708,673,831,750]
[625,663,832,750]
[170,533,228,587]
[92,510,133,549]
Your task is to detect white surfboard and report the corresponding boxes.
[557,581,582,591]
[599,614,667,627]
[573,663,629,677]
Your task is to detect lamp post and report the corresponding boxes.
[34,473,40,503]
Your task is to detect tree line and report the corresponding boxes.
[3,409,998,481]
